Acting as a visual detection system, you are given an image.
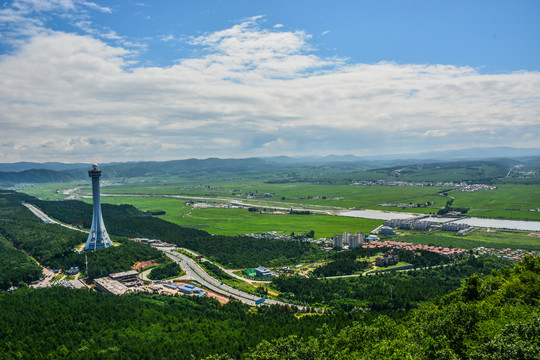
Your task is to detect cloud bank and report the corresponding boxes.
[0,7,539,162]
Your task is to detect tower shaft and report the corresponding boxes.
[84,165,113,251]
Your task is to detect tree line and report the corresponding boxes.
[272,255,513,311]
[148,261,184,280]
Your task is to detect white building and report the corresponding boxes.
[343,231,351,245]
[349,232,365,249]
[333,234,343,249]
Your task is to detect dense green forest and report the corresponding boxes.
[273,255,513,311]
[148,261,183,280]
[32,198,149,228]
[0,219,87,265]
[0,287,357,360]
[240,255,540,360]
[311,247,453,278]
[61,240,167,278]
[0,191,44,288]
[0,235,42,290]
[312,250,371,277]
[1,256,538,359]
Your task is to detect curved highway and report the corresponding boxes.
[161,247,298,308]
[179,248,271,285]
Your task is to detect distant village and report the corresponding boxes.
[350,180,496,192]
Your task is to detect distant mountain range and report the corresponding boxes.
[265,147,540,163]
[0,162,89,172]
[0,147,539,184]
[0,169,79,184]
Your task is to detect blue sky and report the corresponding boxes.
[0,0,539,162]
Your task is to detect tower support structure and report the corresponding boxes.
[84,164,113,251]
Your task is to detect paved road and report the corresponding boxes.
[179,248,271,284]
[323,262,451,279]
[22,202,88,234]
[161,247,298,308]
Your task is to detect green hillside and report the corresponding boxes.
[0,168,78,184]
[0,256,538,359]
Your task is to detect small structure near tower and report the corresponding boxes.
[84,163,113,251]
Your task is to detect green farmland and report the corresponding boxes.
[93,180,453,211]
[83,196,383,237]
[449,184,540,220]
[23,174,540,223]
[395,228,540,252]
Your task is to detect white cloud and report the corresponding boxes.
[0,15,539,162]
[159,34,174,42]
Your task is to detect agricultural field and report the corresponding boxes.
[23,174,540,224]
[85,179,453,211]
[394,228,540,251]
[448,184,540,220]
[82,196,383,237]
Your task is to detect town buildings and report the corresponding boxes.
[333,234,343,249]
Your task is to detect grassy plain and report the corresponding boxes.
[91,180,450,211]
[394,228,540,251]
[21,166,540,240]
[93,179,539,220]
[82,196,383,237]
[449,184,540,220]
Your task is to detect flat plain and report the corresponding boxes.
[22,168,540,250]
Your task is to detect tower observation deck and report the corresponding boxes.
[84,163,113,251]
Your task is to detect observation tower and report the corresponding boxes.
[84,163,113,251]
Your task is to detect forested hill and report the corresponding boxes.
[368,159,512,183]
[241,256,540,360]
[0,162,87,172]
[0,169,78,184]
[0,256,538,359]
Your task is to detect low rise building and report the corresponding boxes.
[94,278,129,296]
[255,266,272,277]
[109,270,142,287]
[375,253,399,267]
[65,266,80,275]
[379,226,396,235]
